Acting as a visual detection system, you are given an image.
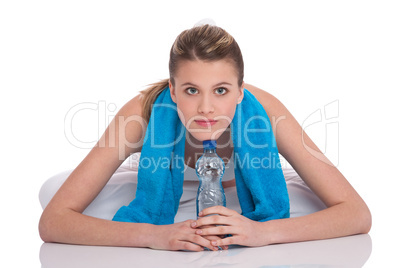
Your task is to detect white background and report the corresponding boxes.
[1,0,401,266]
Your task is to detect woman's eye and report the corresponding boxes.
[215,87,227,95]
[186,87,198,95]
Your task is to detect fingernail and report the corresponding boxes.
[191,222,196,227]
[211,241,217,246]
[199,212,203,216]
[214,247,219,251]
[196,230,202,234]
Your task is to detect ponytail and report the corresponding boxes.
[139,79,169,123]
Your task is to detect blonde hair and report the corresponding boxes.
[140,24,244,123]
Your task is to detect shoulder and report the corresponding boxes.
[117,94,144,120]
[110,94,146,152]
[244,83,276,102]
[244,83,287,120]
[244,83,298,158]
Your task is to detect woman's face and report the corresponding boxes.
[169,59,244,142]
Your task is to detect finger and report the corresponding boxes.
[191,221,215,229]
[198,224,217,229]
[193,215,230,228]
[211,235,236,247]
[189,234,220,251]
[200,206,237,217]
[195,225,234,236]
[176,241,204,252]
[201,235,229,250]
[202,235,224,241]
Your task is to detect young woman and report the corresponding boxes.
[39,24,371,252]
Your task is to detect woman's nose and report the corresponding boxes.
[197,96,214,114]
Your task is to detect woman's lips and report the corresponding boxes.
[194,120,218,127]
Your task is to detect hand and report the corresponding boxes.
[192,224,229,250]
[148,220,224,252]
[191,206,268,248]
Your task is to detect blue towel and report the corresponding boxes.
[113,88,289,224]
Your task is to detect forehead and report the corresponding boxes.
[174,59,238,83]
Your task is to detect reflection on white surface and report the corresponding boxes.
[40,234,371,267]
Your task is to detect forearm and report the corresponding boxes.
[39,208,154,247]
[263,201,371,245]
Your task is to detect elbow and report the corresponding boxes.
[39,211,54,243]
[356,201,372,234]
[361,207,372,234]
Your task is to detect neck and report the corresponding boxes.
[185,127,233,168]
[186,126,232,150]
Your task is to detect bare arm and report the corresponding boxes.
[248,83,371,243]
[39,94,221,251]
[39,95,151,246]
[192,84,371,247]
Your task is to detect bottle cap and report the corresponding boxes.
[203,140,217,149]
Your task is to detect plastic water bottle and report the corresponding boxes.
[195,140,226,218]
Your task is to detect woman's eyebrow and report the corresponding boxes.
[180,82,233,87]
[213,82,233,87]
[180,82,199,87]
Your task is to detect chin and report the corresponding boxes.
[187,124,229,143]
[189,132,224,142]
